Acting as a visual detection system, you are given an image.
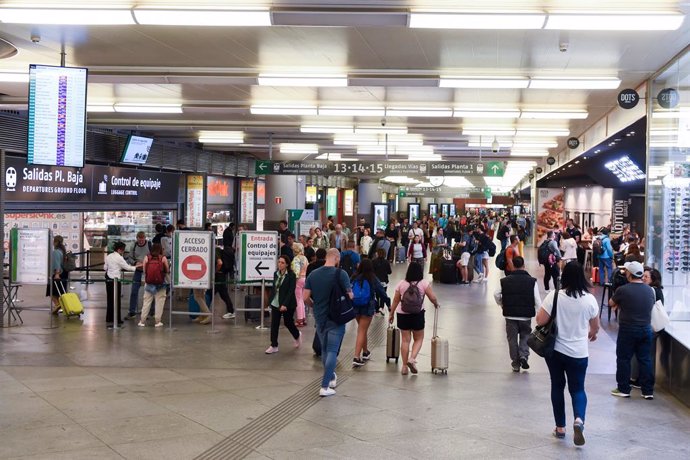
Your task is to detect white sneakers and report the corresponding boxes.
[472,274,483,283]
[294,331,302,348]
[139,322,164,328]
[222,312,236,319]
[137,322,146,327]
[329,372,337,389]
[319,387,336,397]
[265,346,279,354]
[154,322,164,328]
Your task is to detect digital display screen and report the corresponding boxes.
[27,64,87,168]
[120,135,153,165]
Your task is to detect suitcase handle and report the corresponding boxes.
[433,304,440,337]
[53,278,67,297]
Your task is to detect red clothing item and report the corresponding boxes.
[505,245,518,272]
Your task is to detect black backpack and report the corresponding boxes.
[495,250,507,270]
[487,240,497,257]
[340,252,355,277]
[538,240,551,265]
[328,269,355,324]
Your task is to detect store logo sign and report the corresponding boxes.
[618,89,639,109]
[5,167,17,191]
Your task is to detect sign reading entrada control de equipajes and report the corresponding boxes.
[237,231,279,283]
[257,160,503,177]
[2,156,179,203]
[173,231,213,289]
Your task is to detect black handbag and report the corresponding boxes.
[527,289,559,358]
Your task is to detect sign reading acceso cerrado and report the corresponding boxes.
[173,231,213,289]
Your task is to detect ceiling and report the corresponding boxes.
[0,1,689,192]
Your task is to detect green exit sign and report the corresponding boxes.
[255,160,272,175]
[485,161,505,177]
[399,190,407,197]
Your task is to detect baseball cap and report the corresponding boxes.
[623,261,644,278]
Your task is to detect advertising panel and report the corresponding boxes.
[344,189,354,216]
[207,176,234,205]
[372,203,389,231]
[186,175,204,229]
[536,188,566,245]
[240,179,255,224]
[326,188,338,216]
[9,228,51,285]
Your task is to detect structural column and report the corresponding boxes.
[357,179,381,227]
[264,175,306,231]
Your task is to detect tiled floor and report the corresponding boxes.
[2,251,689,459]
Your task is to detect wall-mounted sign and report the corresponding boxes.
[326,188,338,216]
[305,185,317,203]
[657,88,680,109]
[10,228,50,285]
[567,137,580,149]
[529,173,535,180]
[256,160,504,177]
[256,180,266,205]
[546,157,556,166]
[618,88,639,109]
[344,189,354,216]
[240,179,255,224]
[206,176,234,205]
[186,175,204,229]
[536,167,543,174]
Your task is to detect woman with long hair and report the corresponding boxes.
[351,258,390,367]
[536,261,600,446]
[265,255,301,354]
[291,243,309,327]
[359,227,373,257]
[47,235,68,314]
[389,262,439,375]
[313,227,330,250]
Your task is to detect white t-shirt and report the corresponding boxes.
[561,238,578,260]
[395,279,430,314]
[541,290,598,358]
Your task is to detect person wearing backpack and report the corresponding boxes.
[541,231,562,291]
[389,262,440,375]
[138,243,169,327]
[351,259,391,367]
[339,241,361,278]
[126,231,152,320]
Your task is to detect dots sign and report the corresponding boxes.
[618,89,639,109]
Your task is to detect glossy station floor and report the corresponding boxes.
[1,250,689,459]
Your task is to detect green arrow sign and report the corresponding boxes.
[483,187,492,199]
[255,160,272,175]
[485,161,505,177]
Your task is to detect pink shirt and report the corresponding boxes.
[394,279,430,314]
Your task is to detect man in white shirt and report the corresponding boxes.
[104,241,138,329]
[494,256,541,372]
[408,222,424,246]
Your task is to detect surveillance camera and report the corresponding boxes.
[492,145,500,153]
[31,34,41,44]
[559,41,569,52]
[380,118,386,127]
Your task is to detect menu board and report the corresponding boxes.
[10,228,50,285]
[27,65,87,168]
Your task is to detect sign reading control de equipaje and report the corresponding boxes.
[173,231,214,289]
[237,231,279,283]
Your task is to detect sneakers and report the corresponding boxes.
[520,358,530,370]
[630,379,641,389]
[199,317,211,325]
[573,420,585,446]
[611,388,630,398]
[642,394,654,400]
[362,351,371,361]
[319,387,336,397]
[265,346,279,354]
[481,277,489,283]
[222,312,236,319]
[511,361,521,372]
[294,331,302,348]
[137,322,146,327]
[352,357,365,367]
[154,322,164,328]
[328,372,337,389]
[124,313,136,320]
[472,275,483,283]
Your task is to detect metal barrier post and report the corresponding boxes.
[256,278,268,330]
[112,278,122,330]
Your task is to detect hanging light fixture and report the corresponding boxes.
[491,136,500,153]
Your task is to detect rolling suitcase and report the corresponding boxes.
[244,294,268,322]
[591,267,599,284]
[56,282,83,318]
[396,246,407,264]
[386,325,400,363]
[440,258,458,284]
[431,307,449,374]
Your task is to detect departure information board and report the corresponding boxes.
[27,65,87,168]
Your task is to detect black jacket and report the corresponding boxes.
[500,270,537,318]
[269,270,297,310]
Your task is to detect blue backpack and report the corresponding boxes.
[352,278,372,306]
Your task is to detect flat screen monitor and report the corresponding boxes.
[120,135,153,165]
[27,64,87,168]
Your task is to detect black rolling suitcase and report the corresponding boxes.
[244,294,268,322]
[440,257,458,284]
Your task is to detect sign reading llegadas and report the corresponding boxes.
[3,156,180,203]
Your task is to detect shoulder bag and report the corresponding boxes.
[527,289,559,358]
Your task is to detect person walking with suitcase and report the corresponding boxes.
[389,262,439,375]
[493,256,541,372]
[351,259,390,367]
[265,255,302,354]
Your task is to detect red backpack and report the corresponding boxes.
[145,255,166,285]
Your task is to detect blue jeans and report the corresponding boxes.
[474,252,485,276]
[316,321,346,388]
[599,257,613,284]
[128,269,143,315]
[545,350,589,428]
[500,239,508,251]
[616,324,654,395]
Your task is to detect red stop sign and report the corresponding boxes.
[181,255,207,280]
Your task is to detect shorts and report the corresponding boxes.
[459,252,470,266]
[353,301,376,317]
[396,310,425,331]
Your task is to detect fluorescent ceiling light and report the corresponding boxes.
[510,151,549,157]
[315,153,356,161]
[454,109,520,118]
[358,146,434,155]
[334,134,423,146]
[605,155,645,182]
[87,103,115,113]
[113,103,182,113]
[318,107,385,117]
[386,107,453,117]
[440,76,529,89]
[409,12,546,29]
[281,143,319,155]
[468,140,513,148]
[133,9,270,26]
[0,72,28,82]
[545,13,684,31]
[251,105,318,115]
[354,126,408,134]
[301,125,353,133]
[462,128,517,136]
[0,8,135,25]
[258,74,347,87]
[198,131,244,144]
[521,110,588,119]
[529,78,620,89]
[513,141,558,148]
[652,108,690,119]
[516,129,570,137]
